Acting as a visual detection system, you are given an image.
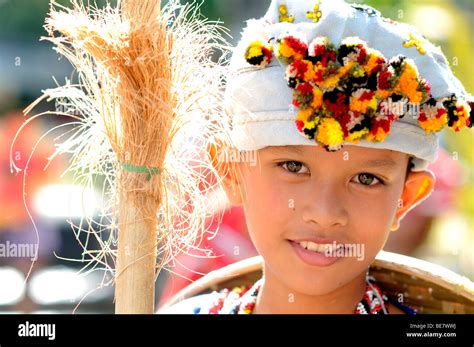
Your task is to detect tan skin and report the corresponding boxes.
[216,144,435,314]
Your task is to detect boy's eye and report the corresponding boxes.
[353,173,382,186]
[280,161,309,174]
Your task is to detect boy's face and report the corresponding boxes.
[228,145,429,296]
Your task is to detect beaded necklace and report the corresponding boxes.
[208,277,390,314]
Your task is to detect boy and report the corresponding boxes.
[163,0,473,314]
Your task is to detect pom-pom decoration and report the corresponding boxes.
[245,40,273,68]
[244,33,473,151]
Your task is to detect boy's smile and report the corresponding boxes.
[288,239,344,267]
[288,238,366,266]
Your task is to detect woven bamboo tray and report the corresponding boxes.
[160,251,474,313]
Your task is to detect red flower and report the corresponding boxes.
[314,67,324,84]
[263,46,273,63]
[339,112,353,137]
[378,68,393,90]
[285,36,308,57]
[295,81,313,95]
[371,116,394,136]
[418,107,445,123]
[358,90,376,101]
[291,60,310,80]
[371,56,386,75]
[321,52,336,67]
[324,92,349,119]
[296,120,304,132]
[313,44,326,56]
[417,79,432,102]
[309,43,337,67]
[357,44,368,64]
[293,82,314,108]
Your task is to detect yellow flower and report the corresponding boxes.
[321,74,341,90]
[247,46,263,60]
[316,118,344,148]
[306,1,322,23]
[395,63,422,103]
[279,4,294,23]
[245,41,272,67]
[350,89,377,114]
[419,115,447,133]
[305,117,320,130]
[297,107,314,122]
[352,65,365,78]
[279,4,288,15]
[346,128,369,143]
[403,33,427,55]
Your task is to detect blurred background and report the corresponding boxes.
[0,0,473,313]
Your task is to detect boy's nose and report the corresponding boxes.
[300,182,349,229]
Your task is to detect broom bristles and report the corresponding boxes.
[11,0,233,308]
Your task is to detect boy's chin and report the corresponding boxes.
[279,260,370,297]
[289,275,360,297]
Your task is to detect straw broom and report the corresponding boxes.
[12,0,230,313]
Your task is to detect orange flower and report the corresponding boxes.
[311,88,323,109]
[366,127,390,142]
[395,63,423,103]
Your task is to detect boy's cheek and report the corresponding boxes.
[344,194,397,252]
[244,174,292,213]
[353,215,393,261]
[241,180,297,245]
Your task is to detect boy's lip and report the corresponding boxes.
[287,237,341,244]
[288,240,342,267]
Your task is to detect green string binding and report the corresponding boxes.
[121,163,161,181]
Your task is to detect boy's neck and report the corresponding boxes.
[253,268,367,314]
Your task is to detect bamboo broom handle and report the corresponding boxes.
[114,0,164,314]
[116,194,157,313]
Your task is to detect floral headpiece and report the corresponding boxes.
[244,34,474,151]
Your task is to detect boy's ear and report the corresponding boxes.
[391,170,436,231]
[209,143,243,206]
